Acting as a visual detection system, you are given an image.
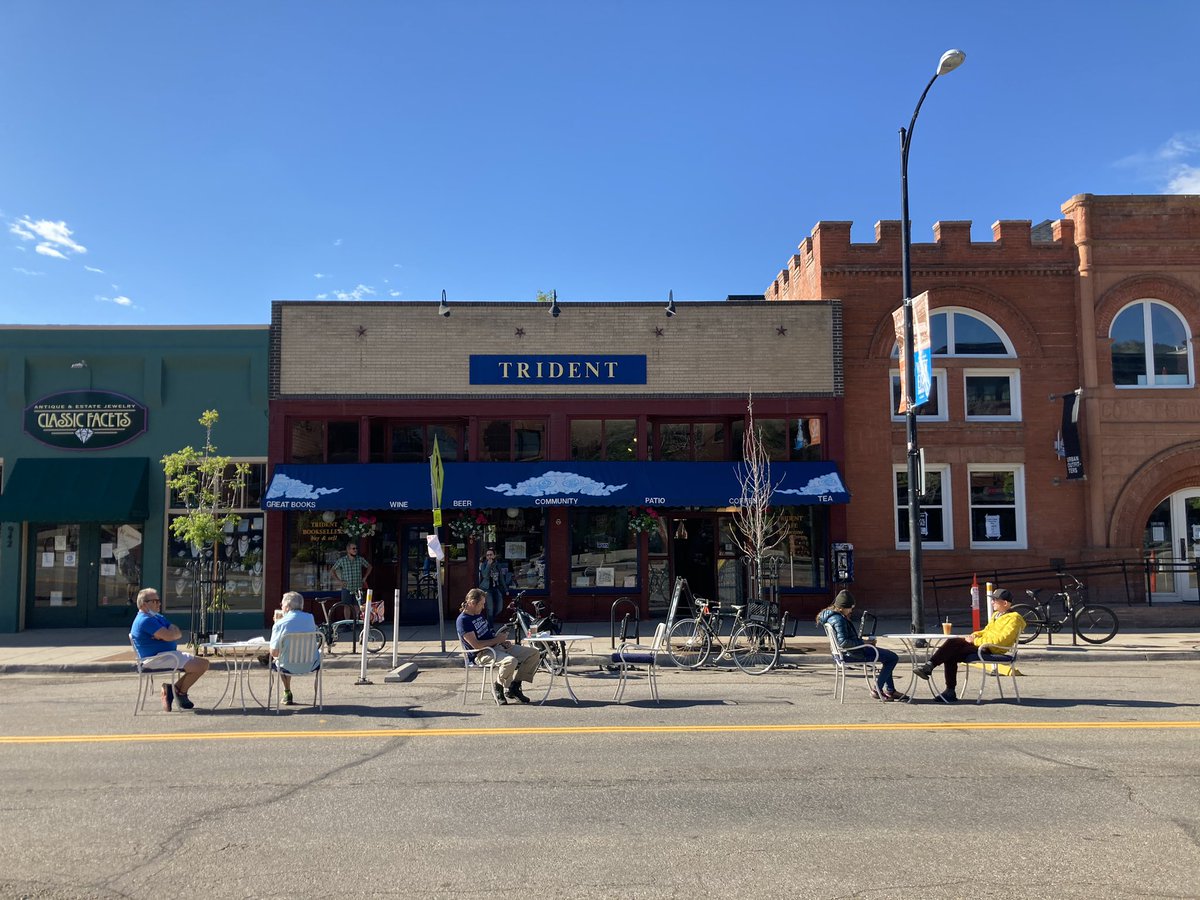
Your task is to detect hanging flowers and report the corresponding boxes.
[341,511,378,539]
[627,506,660,534]
[449,511,490,541]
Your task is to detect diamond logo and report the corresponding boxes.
[75,427,94,444]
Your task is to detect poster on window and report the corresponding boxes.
[985,515,1001,539]
[64,552,77,568]
[596,567,615,587]
[41,552,55,568]
[505,541,527,560]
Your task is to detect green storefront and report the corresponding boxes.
[0,327,267,632]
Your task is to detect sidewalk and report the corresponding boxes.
[1,617,1197,674]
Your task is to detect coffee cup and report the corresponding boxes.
[941,621,953,635]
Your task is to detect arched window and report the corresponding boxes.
[892,308,1015,358]
[1110,299,1194,388]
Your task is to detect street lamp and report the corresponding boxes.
[900,48,965,635]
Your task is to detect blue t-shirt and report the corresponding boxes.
[456,610,495,662]
[131,610,176,658]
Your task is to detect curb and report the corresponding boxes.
[2,646,1197,675]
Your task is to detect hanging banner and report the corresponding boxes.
[892,292,931,413]
[1061,391,1084,480]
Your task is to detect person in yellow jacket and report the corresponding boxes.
[914,588,1025,702]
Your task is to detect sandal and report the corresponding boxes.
[869,686,893,702]
[883,689,910,702]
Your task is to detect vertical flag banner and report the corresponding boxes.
[912,291,932,407]
[1061,391,1085,480]
[892,307,908,413]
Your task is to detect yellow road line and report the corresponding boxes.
[2,720,1199,745]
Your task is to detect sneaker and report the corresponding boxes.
[174,688,195,710]
[283,690,294,706]
[913,663,933,680]
[492,683,509,705]
[161,683,174,712]
[868,686,891,702]
[506,682,532,704]
[883,689,910,702]
[937,689,958,703]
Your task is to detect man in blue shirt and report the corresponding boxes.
[269,590,320,706]
[456,587,540,704]
[129,587,210,711]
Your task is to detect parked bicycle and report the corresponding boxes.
[1011,575,1119,645]
[503,591,565,675]
[665,597,781,675]
[316,593,386,654]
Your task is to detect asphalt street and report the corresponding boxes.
[1,661,1198,899]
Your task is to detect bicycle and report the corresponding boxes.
[665,597,781,675]
[503,591,566,675]
[316,593,386,654]
[1011,575,1119,645]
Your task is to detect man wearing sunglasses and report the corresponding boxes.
[130,587,210,711]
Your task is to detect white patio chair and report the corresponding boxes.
[823,622,881,703]
[611,622,667,703]
[130,637,182,715]
[962,641,1021,704]
[267,631,323,712]
[459,644,500,706]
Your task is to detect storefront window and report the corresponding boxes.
[284,511,346,592]
[569,509,638,590]
[165,461,267,612]
[32,524,80,607]
[327,420,359,464]
[289,420,325,464]
[98,524,143,607]
[760,508,826,589]
[479,419,547,461]
[487,509,547,590]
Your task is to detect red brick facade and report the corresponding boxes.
[766,194,1200,611]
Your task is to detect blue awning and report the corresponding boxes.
[263,461,849,511]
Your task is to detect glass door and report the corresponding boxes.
[26,522,144,627]
[1143,491,1200,601]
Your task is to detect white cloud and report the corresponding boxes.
[35,243,68,259]
[96,294,135,308]
[16,217,87,254]
[9,222,35,241]
[316,293,329,300]
[1167,165,1200,194]
[313,272,326,279]
[389,290,401,297]
[332,284,375,301]
[333,238,343,247]
[84,265,104,274]
[13,267,44,276]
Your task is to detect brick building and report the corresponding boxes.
[765,193,1200,610]
[264,299,851,626]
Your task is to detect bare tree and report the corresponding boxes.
[730,395,790,609]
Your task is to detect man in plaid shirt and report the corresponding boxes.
[330,541,372,608]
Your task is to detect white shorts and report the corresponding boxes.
[140,650,195,670]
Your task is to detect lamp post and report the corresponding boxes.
[900,48,965,635]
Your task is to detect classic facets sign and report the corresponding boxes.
[24,390,149,450]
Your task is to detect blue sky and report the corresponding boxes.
[2,1,1198,325]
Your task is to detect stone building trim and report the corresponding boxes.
[1107,439,1200,548]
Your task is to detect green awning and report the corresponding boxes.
[0,457,150,523]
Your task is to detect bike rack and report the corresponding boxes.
[610,597,640,649]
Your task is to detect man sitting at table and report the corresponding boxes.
[914,588,1025,702]
[130,587,210,711]
[456,587,539,705]
[269,591,320,706]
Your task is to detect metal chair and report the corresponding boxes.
[611,622,668,703]
[130,638,182,715]
[459,644,500,706]
[962,641,1021,704]
[267,631,323,712]
[823,622,881,703]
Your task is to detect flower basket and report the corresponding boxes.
[449,511,490,541]
[341,511,378,540]
[627,506,660,534]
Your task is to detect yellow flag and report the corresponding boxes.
[430,435,444,510]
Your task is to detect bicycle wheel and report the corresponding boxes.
[1011,604,1043,644]
[317,628,334,654]
[366,627,386,653]
[666,618,711,669]
[1073,605,1118,644]
[539,641,566,676]
[729,622,780,675]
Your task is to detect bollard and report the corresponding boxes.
[970,573,981,631]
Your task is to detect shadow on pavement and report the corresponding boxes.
[1008,697,1200,709]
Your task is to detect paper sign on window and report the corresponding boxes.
[54,535,67,551]
[64,552,78,568]
[1152,524,1166,542]
[505,541,527,560]
[101,563,117,577]
[101,542,114,559]
[1192,525,1200,541]
[41,552,55,568]
[985,515,1001,539]
[50,591,63,606]
[596,567,615,587]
